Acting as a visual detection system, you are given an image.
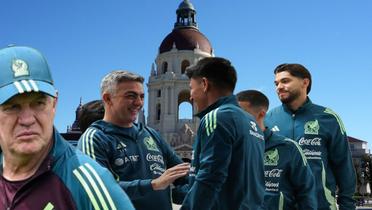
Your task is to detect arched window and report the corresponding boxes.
[181,60,190,74]
[178,102,192,119]
[162,62,168,74]
[178,90,192,119]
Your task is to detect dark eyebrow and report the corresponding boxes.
[124,91,144,95]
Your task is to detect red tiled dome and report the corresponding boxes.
[159,28,212,54]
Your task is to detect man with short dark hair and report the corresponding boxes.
[0,46,134,210]
[78,70,190,210]
[181,57,265,210]
[237,89,317,210]
[266,63,356,210]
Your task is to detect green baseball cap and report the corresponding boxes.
[0,46,57,104]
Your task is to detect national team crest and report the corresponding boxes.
[304,120,319,135]
[264,149,279,166]
[144,136,159,152]
[12,59,29,77]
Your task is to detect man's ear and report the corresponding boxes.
[102,93,112,105]
[303,78,310,89]
[201,77,209,92]
[258,109,266,121]
[53,90,59,108]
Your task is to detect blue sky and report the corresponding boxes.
[1,1,372,148]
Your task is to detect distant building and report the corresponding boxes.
[61,99,82,141]
[349,136,370,159]
[146,0,213,160]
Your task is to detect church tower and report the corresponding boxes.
[147,0,213,160]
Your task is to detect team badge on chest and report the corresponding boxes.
[264,149,279,166]
[144,136,160,152]
[304,119,319,135]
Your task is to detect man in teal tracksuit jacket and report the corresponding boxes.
[181,57,265,210]
[78,120,188,210]
[237,89,317,210]
[1,129,135,210]
[78,70,189,210]
[263,129,317,209]
[265,63,356,210]
[0,45,134,210]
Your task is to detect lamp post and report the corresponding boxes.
[361,171,365,206]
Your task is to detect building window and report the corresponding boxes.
[162,62,168,74]
[156,104,161,121]
[181,60,190,74]
[157,90,161,97]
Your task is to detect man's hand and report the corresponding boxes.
[151,163,190,190]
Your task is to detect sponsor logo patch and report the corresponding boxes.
[116,142,127,151]
[271,125,280,132]
[250,121,258,131]
[114,158,124,166]
[298,137,321,146]
[149,163,165,175]
[146,153,164,164]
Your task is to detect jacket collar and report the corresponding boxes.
[196,95,238,119]
[283,97,313,114]
[264,128,286,150]
[90,120,144,140]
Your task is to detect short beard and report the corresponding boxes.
[279,90,301,105]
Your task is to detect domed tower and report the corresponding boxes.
[147,0,213,160]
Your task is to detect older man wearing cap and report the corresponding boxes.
[0,46,135,210]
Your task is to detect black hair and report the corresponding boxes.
[186,57,237,92]
[236,90,269,110]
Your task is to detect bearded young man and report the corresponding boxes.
[265,63,356,210]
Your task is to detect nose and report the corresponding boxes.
[18,107,36,127]
[276,82,284,92]
[133,96,144,106]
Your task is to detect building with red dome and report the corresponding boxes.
[147,0,213,160]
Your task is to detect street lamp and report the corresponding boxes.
[361,171,365,206]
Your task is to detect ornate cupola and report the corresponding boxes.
[159,0,212,55]
[174,0,197,29]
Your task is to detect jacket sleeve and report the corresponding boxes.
[181,112,232,210]
[287,140,317,209]
[325,109,356,210]
[72,158,136,210]
[77,127,155,200]
[77,128,114,172]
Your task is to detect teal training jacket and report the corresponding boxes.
[78,121,186,210]
[265,98,356,210]
[263,129,317,210]
[181,95,265,210]
[0,129,134,210]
